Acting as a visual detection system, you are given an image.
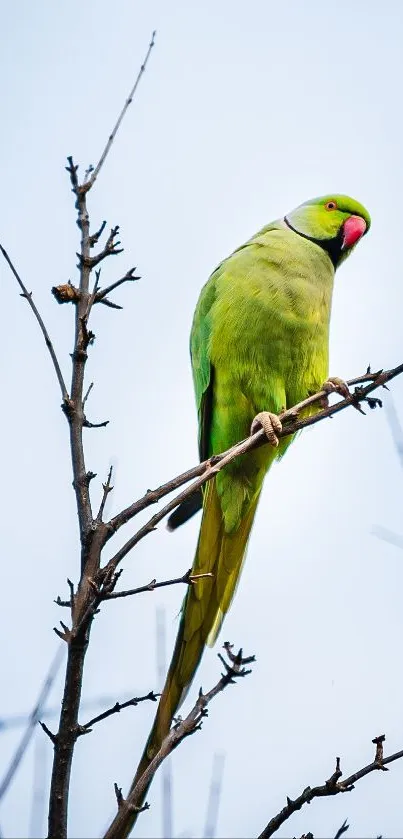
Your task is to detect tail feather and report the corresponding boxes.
[207,491,260,646]
[129,478,260,816]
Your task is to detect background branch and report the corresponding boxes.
[0,647,64,803]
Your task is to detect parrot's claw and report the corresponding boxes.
[251,411,282,447]
[320,376,350,408]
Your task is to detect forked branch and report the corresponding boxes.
[55,570,213,607]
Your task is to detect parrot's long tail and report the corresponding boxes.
[121,478,260,833]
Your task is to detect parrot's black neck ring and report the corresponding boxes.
[284,216,342,268]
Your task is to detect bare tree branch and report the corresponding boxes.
[333,820,349,839]
[51,269,140,310]
[88,30,156,188]
[79,692,159,733]
[0,245,69,401]
[89,219,107,248]
[257,735,403,839]
[103,570,214,600]
[83,416,110,429]
[96,466,114,523]
[39,721,57,744]
[94,267,140,305]
[47,150,113,837]
[101,364,403,577]
[103,644,254,839]
[79,225,123,269]
[55,570,213,606]
[82,381,94,407]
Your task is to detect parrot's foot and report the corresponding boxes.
[251,411,282,447]
[320,376,350,408]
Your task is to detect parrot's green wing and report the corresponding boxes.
[167,279,216,532]
[190,275,216,461]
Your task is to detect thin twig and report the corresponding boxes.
[96,467,114,523]
[0,245,69,401]
[89,220,107,248]
[258,734,402,839]
[88,31,156,188]
[79,692,159,732]
[39,721,57,744]
[98,297,124,310]
[94,267,140,304]
[101,364,403,577]
[103,644,254,839]
[82,382,94,408]
[334,820,349,839]
[103,570,214,600]
[83,417,109,429]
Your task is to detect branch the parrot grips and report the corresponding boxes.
[320,376,351,408]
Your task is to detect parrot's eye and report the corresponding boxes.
[325,200,337,210]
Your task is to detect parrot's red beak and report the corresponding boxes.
[341,215,367,250]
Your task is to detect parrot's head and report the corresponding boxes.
[284,194,371,268]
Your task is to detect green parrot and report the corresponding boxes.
[127,194,370,823]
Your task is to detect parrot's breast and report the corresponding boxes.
[193,224,336,528]
[209,226,334,412]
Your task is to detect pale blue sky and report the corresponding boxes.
[1,1,403,837]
